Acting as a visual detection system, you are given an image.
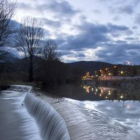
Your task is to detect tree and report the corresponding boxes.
[0,0,16,48]
[16,17,44,82]
[43,40,59,61]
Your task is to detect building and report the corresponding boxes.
[98,65,140,77]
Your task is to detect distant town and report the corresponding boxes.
[82,63,140,80]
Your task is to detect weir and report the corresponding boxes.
[24,92,70,140]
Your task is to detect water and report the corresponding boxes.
[47,84,140,137]
[24,93,70,140]
[0,85,70,140]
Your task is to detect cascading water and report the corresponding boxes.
[24,93,71,140]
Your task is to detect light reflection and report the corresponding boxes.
[81,84,140,101]
[108,90,111,95]
[126,104,130,109]
[96,88,98,92]
[86,86,91,93]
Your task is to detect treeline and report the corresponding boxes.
[0,58,83,87]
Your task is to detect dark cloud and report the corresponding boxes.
[58,21,130,51]
[93,10,101,14]
[75,53,86,58]
[18,0,78,18]
[109,5,134,15]
[41,18,61,28]
[42,0,78,17]
[118,5,134,14]
[135,14,140,24]
[113,16,120,21]
[54,19,138,64]
[132,26,138,29]
[96,43,140,64]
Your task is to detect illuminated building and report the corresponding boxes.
[97,65,140,77]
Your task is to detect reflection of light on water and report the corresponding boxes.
[96,88,98,92]
[91,88,94,91]
[84,104,96,110]
[99,94,102,97]
[101,89,103,93]
[86,86,90,93]
[126,104,130,109]
[105,96,108,99]
[82,85,91,93]
[108,91,111,95]
[120,95,124,99]
[83,85,86,89]
[113,100,117,102]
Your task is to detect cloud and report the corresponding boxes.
[41,0,78,17]
[95,42,140,64]
[109,5,135,15]
[58,21,130,51]
[113,16,120,21]
[135,13,140,24]
[118,5,134,14]
[41,18,61,28]
[18,0,78,18]
[93,10,101,14]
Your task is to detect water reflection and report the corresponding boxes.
[82,85,140,101]
[47,84,140,102]
[82,100,140,134]
[48,84,140,135]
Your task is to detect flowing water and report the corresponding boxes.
[0,85,70,140]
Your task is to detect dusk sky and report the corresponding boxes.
[11,0,140,64]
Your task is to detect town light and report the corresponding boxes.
[121,71,124,74]
[120,95,123,99]
[127,61,131,65]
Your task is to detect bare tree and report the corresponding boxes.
[43,40,59,61]
[16,17,44,82]
[0,0,16,47]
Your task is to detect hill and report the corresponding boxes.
[67,61,113,75]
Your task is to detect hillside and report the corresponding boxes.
[68,61,113,74]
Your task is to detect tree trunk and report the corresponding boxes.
[29,55,33,82]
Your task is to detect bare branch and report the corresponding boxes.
[43,40,59,61]
[0,0,16,47]
[16,17,44,82]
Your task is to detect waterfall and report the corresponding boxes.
[24,93,70,140]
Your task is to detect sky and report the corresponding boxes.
[11,0,140,64]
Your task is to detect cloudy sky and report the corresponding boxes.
[11,0,140,64]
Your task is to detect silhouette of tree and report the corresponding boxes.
[0,0,16,48]
[16,17,44,82]
[43,40,59,61]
